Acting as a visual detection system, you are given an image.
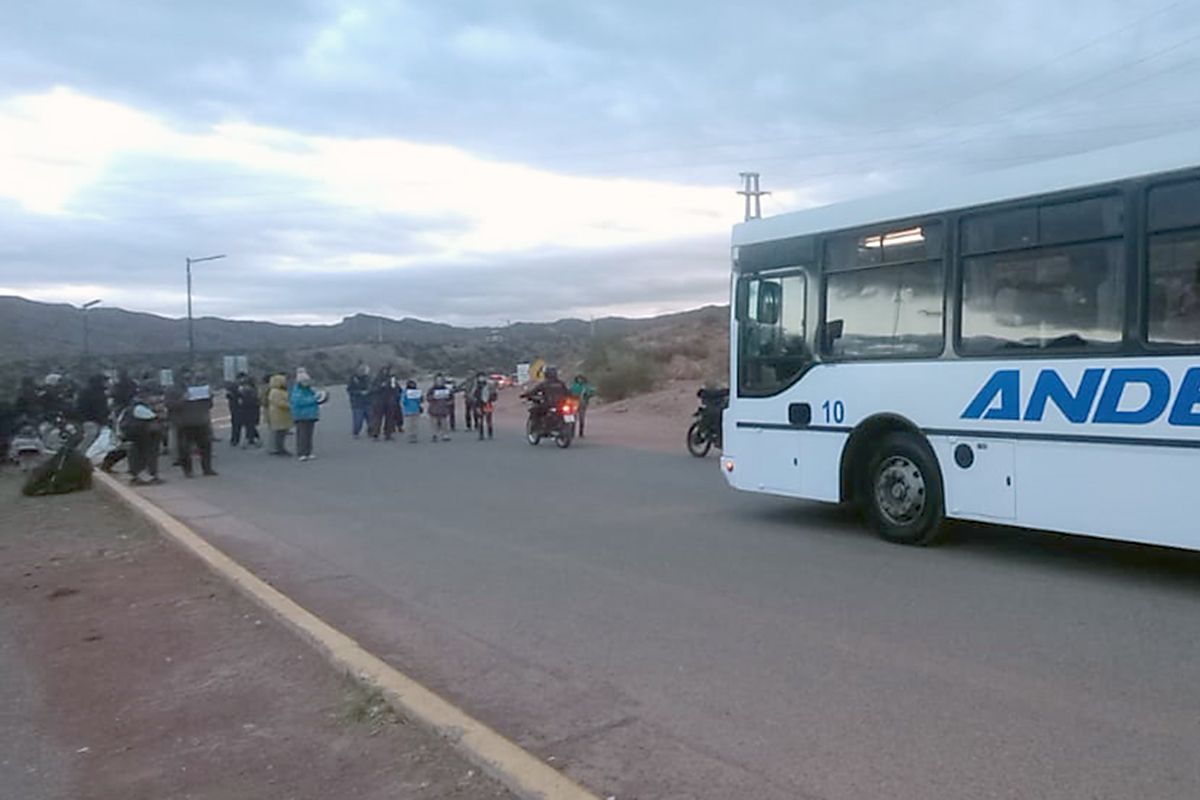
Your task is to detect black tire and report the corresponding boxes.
[686,421,712,458]
[555,428,573,449]
[525,417,541,446]
[861,432,944,545]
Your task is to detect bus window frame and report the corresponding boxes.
[735,266,816,399]
[952,188,1132,360]
[1140,177,1200,355]
[817,216,949,363]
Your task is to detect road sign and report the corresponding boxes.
[529,358,546,383]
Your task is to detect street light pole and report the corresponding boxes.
[185,254,226,366]
[82,299,101,359]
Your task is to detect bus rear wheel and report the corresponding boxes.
[862,432,944,546]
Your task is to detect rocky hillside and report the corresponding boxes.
[0,295,729,398]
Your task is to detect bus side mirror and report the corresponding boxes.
[822,319,844,350]
[757,282,781,325]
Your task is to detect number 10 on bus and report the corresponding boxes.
[822,400,845,424]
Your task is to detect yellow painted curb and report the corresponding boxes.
[96,472,602,800]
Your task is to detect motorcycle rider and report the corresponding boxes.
[523,366,569,433]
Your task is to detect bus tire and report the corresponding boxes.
[862,432,944,546]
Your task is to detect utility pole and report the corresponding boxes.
[81,299,101,358]
[738,172,770,221]
[186,253,226,366]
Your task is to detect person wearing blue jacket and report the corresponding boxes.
[400,379,423,443]
[289,368,322,461]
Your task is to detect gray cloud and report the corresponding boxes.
[3,1,1200,325]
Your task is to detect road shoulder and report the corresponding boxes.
[0,471,516,799]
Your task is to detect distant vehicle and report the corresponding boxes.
[490,373,511,389]
[721,134,1200,549]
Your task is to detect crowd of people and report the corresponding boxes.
[345,365,503,443]
[2,363,597,484]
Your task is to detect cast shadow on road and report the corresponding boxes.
[741,501,1200,590]
[939,520,1200,590]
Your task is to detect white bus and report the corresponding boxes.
[721,134,1200,549]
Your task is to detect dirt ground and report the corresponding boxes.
[0,470,515,800]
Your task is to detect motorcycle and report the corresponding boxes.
[8,417,44,471]
[525,396,576,449]
[687,386,728,458]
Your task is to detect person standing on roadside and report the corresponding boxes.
[111,369,138,409]
[165,368,217,477]
[447,378,458,432]
[266,374,293,456]
[122,390,164,485]
[401,379,423,443]
[76,373,110,451]
[368,365,398,441]
[426,373,453,441]
[227,373,246,447]
[463,381,475,432]
[347,363,371,438]
[289,368,322,461]
[569,374,595,438]
[471,372,498,440]
[238,373,261,447]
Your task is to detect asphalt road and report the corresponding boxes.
[144,392,1200,799]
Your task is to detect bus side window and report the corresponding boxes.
[1147,179,1200,346]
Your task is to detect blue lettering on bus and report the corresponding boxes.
[960,370,1019,420]
[1022,368,1103,423]
[1092,368,1170,424]
[1169,368,1200,426]
[963,366,1200,426]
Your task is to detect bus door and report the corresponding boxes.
[734,270,812,496]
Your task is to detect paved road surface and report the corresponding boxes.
[144,393,1200,799]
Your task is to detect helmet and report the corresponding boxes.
[406,379,417,389]
[544,366,558,381]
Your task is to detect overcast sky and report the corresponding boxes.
[2,1,1199,326]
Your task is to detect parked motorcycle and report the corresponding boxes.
[687,387,728,458]
[525,397,576,449]
[8,417,43,471]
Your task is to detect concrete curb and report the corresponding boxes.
[95,471,602,800]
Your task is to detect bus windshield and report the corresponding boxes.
[736,270,810,395]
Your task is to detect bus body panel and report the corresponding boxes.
[723,357,1200,549]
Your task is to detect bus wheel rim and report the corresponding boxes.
[874,455,926,525]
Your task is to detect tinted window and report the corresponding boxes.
[1148,180,1200,232]
[960,241,1123,353]
[962,207,1036,254]
[1039,195,1123,244]
[1148,231,1200,345]
[738,272,810,394]
[824,261,944,358]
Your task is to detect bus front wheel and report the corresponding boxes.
[862,432,944,546]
